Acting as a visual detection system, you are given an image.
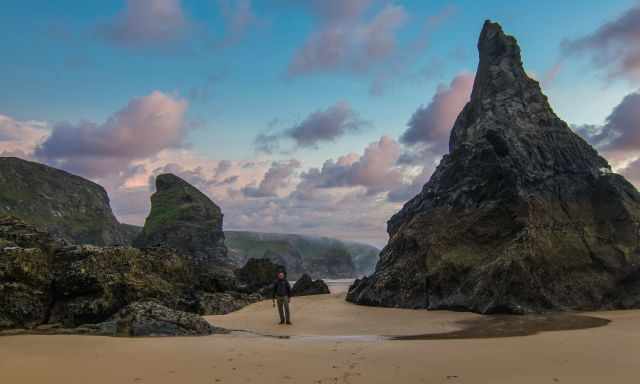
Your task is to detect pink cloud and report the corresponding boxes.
[308,0,374,23]
[35,91,188,178]
[287,3,408,76]
[242,159,301,198]
[296,136,403,196]
[575,90,640,168]
[99,0,190,47]
[401,73,474,152]
[0,115,50,158]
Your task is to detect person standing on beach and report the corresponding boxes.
[272,271,292,325]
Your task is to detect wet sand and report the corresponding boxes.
[206,292,479,337]
[1,292,639,383]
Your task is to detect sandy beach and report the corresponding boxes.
[1,288,639,384]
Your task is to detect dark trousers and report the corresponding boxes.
[276,296,290,323]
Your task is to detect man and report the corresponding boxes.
[272,271,292,325]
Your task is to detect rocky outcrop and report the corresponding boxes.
[134,173,231,267]
[1,301,225,337]
[96,301,222,337]
[0,216,259,332]
[0,216,63,329]
[0,157,130,245]
[189,291,262,315]
[48,245,198,327]
[0,171,286,334]
[292,274,330,296]
[347,21,640,314]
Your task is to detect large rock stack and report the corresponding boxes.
[134,173,239,293]
[347,21,640,314]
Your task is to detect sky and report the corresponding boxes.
[1,0,640,247]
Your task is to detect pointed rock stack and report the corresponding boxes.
[347,21,640,314]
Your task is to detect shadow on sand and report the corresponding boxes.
[392,313,611,341]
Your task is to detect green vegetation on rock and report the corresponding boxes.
[0,157,132,245]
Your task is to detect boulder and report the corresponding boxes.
[347,21,640,314]
[292,274,330,296]
[3,301,226,337]
[190,291,262,315]
[96,301,223,337]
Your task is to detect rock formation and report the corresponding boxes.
[0,216,253,333]
[0,168,288,335]
[1,301,226,337]
[292,274,330,296]
[0,157,130,245]
[347,21,640,314]
[0,216,64,329]
[95,301,223,337]
[134,173,231,267]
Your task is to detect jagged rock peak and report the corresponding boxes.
[471,20,526,100]
[347,21,640,314]
[449,20,609,174]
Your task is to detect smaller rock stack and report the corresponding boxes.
[134,173,232,268]
[292,274,330,296]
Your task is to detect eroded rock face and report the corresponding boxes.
[97,301,222,337]
[134,173,231,267]
[347,21,640,314]
[0,216,62,329]
[190,291,262,315]
[292,274,330,296]
[0,216,260,331]
[1,301,226,337]
[48,245,196,327]
[0,157,130,245]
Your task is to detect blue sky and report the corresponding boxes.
[1,0,640,246]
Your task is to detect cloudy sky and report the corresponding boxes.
[1,0,640,247]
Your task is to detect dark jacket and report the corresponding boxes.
[273,279,291,298]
